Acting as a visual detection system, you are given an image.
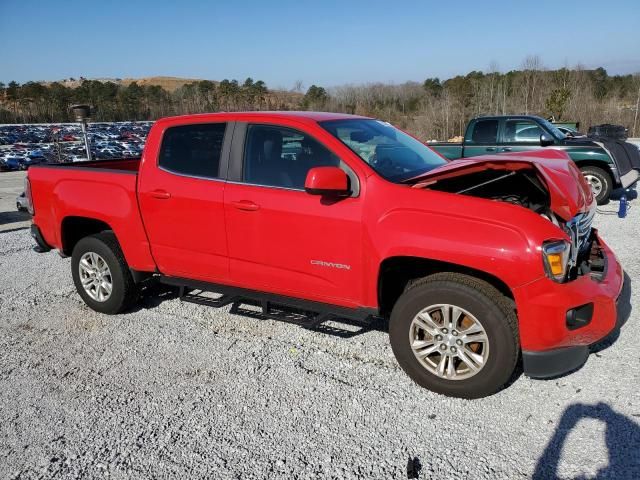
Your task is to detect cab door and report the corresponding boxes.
[138,121,232,283]
[498,118,545,154]
[223,123,364,307]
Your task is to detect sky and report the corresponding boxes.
[1,0,639,89]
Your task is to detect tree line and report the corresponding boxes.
[0,77,274,124]
[316,58,640,139]
[2,57,639,139]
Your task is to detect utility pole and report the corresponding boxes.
[633,84,639,137]
[70,104,93,161]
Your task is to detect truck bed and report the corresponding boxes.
[428,142,463,160]
[27,157,156,271]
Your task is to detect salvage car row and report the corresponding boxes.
[0,121,151,170]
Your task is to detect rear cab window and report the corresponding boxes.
[465,119,499,144]
[158,123,226,178]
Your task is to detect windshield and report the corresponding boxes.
[319,119,447,182]
[538,118,567,140]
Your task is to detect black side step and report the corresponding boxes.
[228,298,334,330]
[163,277,378,337]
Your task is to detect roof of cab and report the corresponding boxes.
[155,111,371,126]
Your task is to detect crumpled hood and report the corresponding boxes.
[408,149,594,220]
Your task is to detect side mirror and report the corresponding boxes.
[540,133,555,147]
[305,167,350,196]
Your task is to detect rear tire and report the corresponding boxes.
[71,231,138,314]
[389,273,519,398]
[580,166,612,205]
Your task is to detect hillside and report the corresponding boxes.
[119,76,207,92]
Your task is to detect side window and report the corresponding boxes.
[158,123,226,178]
[243,124,340,190]
[467,120,499,144]
[503,120,543,143]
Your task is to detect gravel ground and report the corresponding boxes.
[0,197,639,479]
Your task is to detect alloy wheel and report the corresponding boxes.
[583,173,603,197]
[78,251,113,302]
[409,304,490,380]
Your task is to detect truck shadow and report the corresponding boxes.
[533,402,640,479]
[0,210,31,227]
[134,282,388,338]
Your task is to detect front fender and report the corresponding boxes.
[566,148,612,164]
[364,194,572,307]
[374,208,542,286]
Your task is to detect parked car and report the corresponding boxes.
[16,192,28,212]
[27,112,625,399]
[3,157,23,171]
[429,115,640,204]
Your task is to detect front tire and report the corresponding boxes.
[580,166,612,205]
[389,273,519,398]
[71,232,138,314]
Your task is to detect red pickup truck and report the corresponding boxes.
[26,112,625,398]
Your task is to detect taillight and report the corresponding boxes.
[24,177,34,215]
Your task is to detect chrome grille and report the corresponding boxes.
[565,208,595,264]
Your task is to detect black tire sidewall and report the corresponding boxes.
[581,166,611,204]
[71,235,129,314]
[390,281,517,398]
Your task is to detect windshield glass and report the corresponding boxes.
[319,119,447,182]
[538,118,567,140]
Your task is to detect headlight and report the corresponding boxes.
[542,240,571,282]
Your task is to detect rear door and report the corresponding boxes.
[462,119,501,157]
[223,122,364,307]
[138,121,232,283]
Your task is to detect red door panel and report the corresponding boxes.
[224,183,363,307]
[139,170,229,282]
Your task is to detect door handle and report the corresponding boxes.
[231,200,260,211]
[501,147,513,152]
[150,189,171,199]
[485,147,496,152]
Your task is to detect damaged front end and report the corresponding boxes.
[407,151,601,282]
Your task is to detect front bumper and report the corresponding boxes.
[514,232,625,378]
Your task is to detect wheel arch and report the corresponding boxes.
[377,256,515,317]
[60,216,114,257]
[574,159,614,173]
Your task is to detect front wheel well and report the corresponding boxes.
[61,216,113,256]
[377,256,514,317]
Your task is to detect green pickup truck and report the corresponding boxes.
[429,115,639,204]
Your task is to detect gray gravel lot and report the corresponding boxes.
[0,190,639,479]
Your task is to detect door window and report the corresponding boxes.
[467,119,499,144]
[503,120,542,143]
[158,123,226,178]
[243,124,340,190]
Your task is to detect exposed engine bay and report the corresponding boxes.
[424,168,560,225]
[416,163,603,281]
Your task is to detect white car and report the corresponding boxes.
[16,192,29,212]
